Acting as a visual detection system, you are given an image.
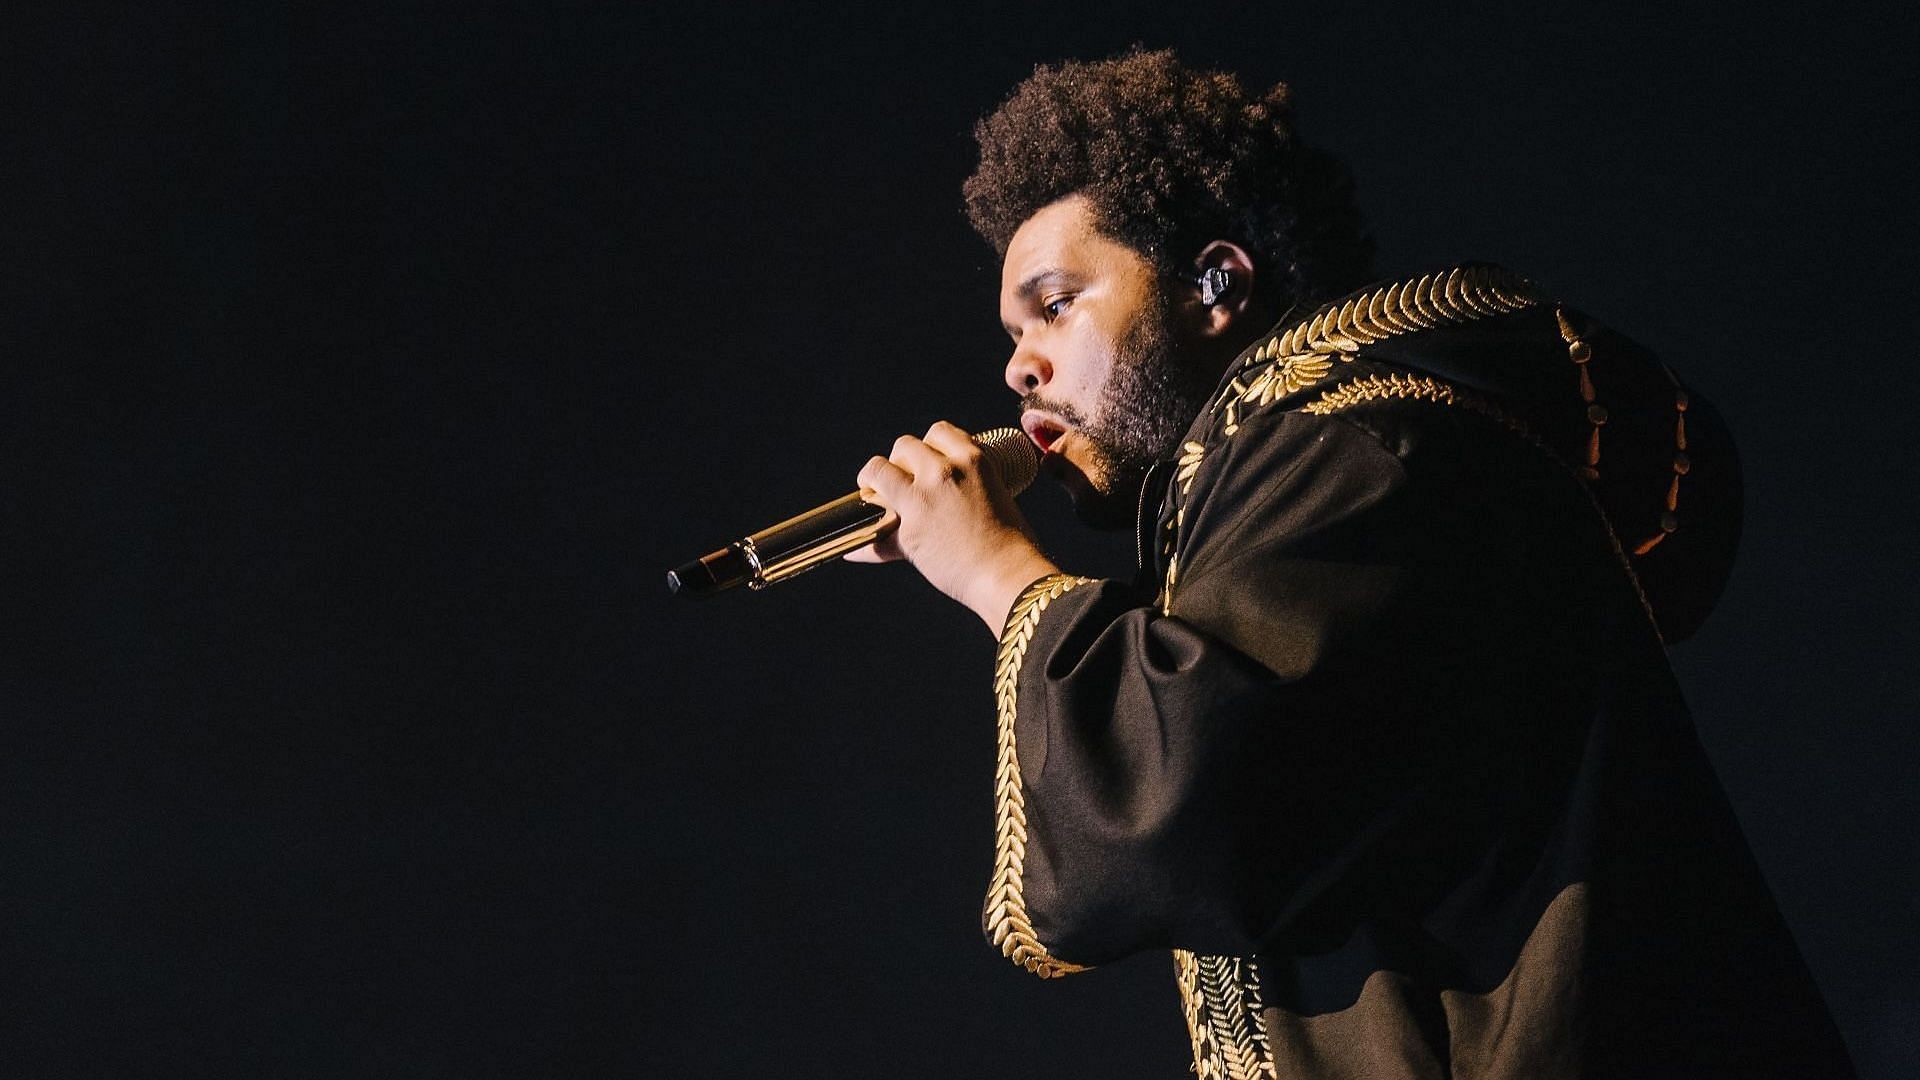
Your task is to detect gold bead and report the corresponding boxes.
[1569,341,1592,364]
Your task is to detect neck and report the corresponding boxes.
[1195,303,1281,389]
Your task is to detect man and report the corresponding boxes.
[848,50,1852,1077]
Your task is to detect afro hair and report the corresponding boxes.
[964,48,1376,315]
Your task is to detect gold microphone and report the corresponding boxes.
[666,427,1040,596]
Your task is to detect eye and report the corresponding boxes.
[1042,294,1073,323]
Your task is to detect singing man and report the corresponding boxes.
[847,49,1852,1078]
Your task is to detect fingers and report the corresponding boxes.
[888,433,957,488]
[862,428,976,494]
[857,454,912,503]
[920,421,981,468]
[847,460,907,568]
[883,423,985,486]
[922,420,1013,497]
[845,422,987,572]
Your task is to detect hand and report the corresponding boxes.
[845,421,1062,631]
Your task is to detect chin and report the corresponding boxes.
[1048,454,1144,531]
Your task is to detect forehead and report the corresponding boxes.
[999,195,1146,300]
[1003,196,1098,275]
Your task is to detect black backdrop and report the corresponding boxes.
[12,2,1918,1076]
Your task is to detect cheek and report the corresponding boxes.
[1058,323,1121,393]
[1069,339,1123,410]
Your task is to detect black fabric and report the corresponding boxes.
[1003,291,1853,1075]
[1350,286,1743,645]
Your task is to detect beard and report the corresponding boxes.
[1025,287,1220,529]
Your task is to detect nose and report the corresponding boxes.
[1004,341,1052,396]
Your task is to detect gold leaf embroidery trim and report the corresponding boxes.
[1176,950,1277,1080]
[1302,371,1477,415]
[1240,353,1333,407]
[1269,265,1539,369]
[987,572,1098,978]
[1176,440,1207,496]
[1214,264,1542,419]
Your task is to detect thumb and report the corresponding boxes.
[842,509,903,563]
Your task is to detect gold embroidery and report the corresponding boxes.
[1176,950,1277,1080]
[1262,265,1539,370]
[1174,265,1543,643]
[987,573,1098,978]
[1302,372,1477,415]
[1176,440,1207,497]
[1241,353,1334,407]
[1212,265,1541,422]
[1153,270,1672,1077]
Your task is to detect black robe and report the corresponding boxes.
[985,266,1853,1078]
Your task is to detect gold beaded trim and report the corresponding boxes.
[1176,950,1277,1080]
[1555,308,1694,557]
[987,572,1098,978]
[1556,307,1608,480]
[1634,368,1691,555]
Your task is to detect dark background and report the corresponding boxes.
[10,2,1917,1076]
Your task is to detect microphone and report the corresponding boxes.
[667,427,1041,596]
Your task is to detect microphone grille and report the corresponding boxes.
[974,426,1042,495]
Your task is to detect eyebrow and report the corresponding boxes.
[1014,267,1072,301]
[1002,267,1073,338]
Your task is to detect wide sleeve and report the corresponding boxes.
[984,409,1472,975]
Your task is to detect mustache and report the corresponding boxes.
[1018,392,1090,429]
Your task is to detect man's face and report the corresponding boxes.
[999,195,1215,527]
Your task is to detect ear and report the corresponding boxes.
[1185,240,1258,340]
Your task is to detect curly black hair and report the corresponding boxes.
[964,49,1375,316]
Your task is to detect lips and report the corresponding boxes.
[1020,410,1069,454]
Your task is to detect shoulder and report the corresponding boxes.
[1170,262,1742,643]
[1189,264,1545,449]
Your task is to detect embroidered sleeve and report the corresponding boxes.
[984,573,1099,977]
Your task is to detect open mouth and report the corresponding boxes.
[1021,411,1069,454]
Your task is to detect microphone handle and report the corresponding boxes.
[667,491,889,596]
[667,426,1038,597]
